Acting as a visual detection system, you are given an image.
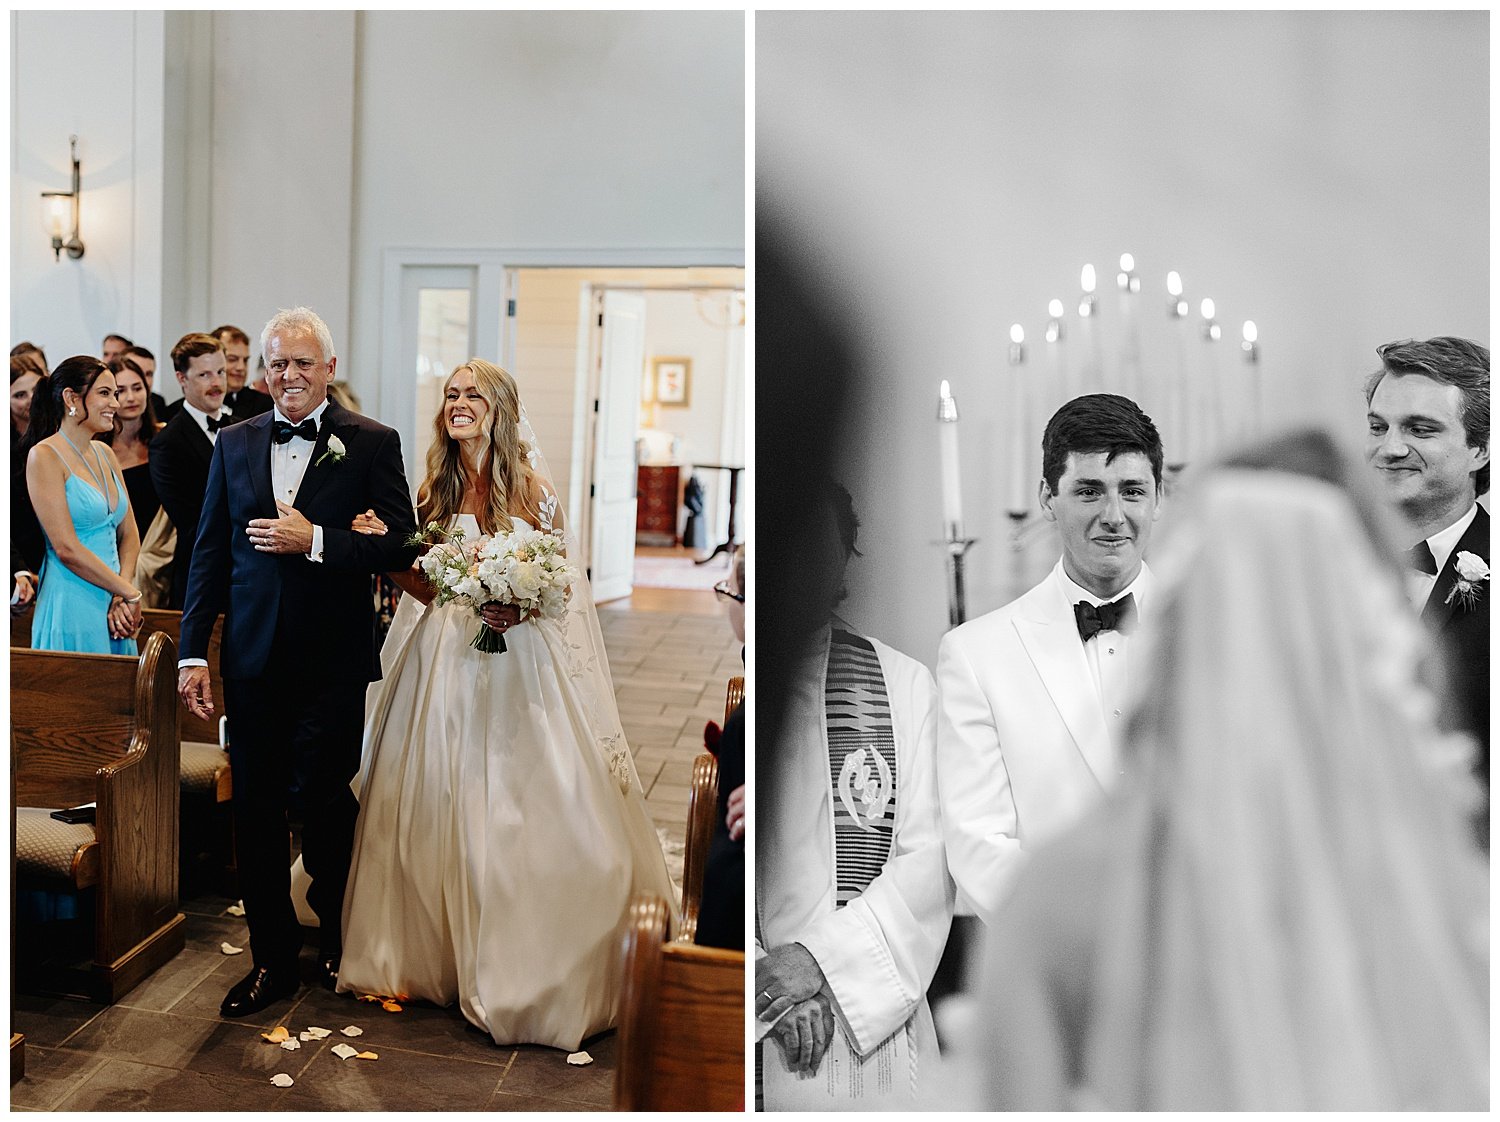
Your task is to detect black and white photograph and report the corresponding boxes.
[755,10,1487,1111]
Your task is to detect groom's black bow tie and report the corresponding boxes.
[1074,593,1137,642]
[272,418,318,445]
[205,413,225,434]
[1405,541,1438,576]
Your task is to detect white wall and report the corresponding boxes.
[11,11,165,361]
[759,10,1489,667]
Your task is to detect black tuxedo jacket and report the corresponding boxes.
[1423,506,1489,784]
[226,386,274,418]
[179,401,418,683]
[148,408,217,609]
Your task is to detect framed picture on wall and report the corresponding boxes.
[653,357,691,406]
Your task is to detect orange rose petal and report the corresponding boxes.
[381,1000,403,1013]
[355,1050,379,1061]
[261,1025,290,1044]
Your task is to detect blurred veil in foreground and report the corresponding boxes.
[970,429,1488,1111]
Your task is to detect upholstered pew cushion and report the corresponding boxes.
[15,807,100,889]
[180,741,232,802]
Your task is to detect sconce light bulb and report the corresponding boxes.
[1047,298,1064,319]
[1242,320,1258,344]
[1200,297,1216,320]
[1009,323,1024,345]
[1080,263,1096,294]
[1119,253,1135,273]
[1167,270,1183,297]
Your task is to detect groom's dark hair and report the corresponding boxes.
[1041,393,1164,495]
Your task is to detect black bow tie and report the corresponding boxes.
[205,414,225,434]
[1405,541,1438,576]
[272,418,318,445]
[1074,593,1138,642]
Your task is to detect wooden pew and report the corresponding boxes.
[615,892,745,1111]
[680,676,741,941]
[12,631,186,1002]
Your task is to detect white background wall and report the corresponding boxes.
[759,10,1489,667]
[11,9,745,433]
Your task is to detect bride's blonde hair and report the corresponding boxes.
[416,358,536,536]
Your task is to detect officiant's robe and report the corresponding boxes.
[758,625,954,1104]
[937,562,1154,926]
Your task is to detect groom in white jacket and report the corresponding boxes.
[937,394,1165,925]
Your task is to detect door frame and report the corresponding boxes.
[379,246,743,506]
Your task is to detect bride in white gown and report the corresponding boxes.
[337,358,676,1051]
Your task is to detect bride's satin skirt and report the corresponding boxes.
[337,592,677,1050]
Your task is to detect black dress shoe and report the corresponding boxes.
[314,953,341,991]
[220,964,300,1018]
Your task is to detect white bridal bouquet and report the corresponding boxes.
[409,521,577,653]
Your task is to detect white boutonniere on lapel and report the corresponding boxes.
[315,434,346,468]
[1444,550,1489,611]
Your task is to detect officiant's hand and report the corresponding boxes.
[247,501,314,553]
[480,602,523,632]
[756,942,826,1023]
[772,992,836,1075]
[178,666,215,720]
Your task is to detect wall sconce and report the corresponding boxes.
[41,135,85,262]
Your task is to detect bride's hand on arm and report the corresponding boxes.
[351,509,387,536]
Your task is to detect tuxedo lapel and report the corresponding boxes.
[292,402,347,511]
[244,413,276,517]
[1014,569,1112,787]
[1424,507,1490,631]
[186,416,214,466]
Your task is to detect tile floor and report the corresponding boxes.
[11,581,742,1112]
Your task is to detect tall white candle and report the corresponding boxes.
[1240,320,1260,440]
[1045,298,1068,415]
[1116,253,1142,403]
[1199,297,1222,457]
[1166,271,1191,467]
[1007,325,1029,513]
[938,380,963,536]
[1077,264,1102,394]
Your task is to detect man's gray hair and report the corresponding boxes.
[260,306,336,365]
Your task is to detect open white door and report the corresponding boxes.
[589,290,647,602]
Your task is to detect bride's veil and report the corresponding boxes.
[1081,467,1488,1109]
[516,404,643,796]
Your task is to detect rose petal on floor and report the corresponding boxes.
[226,901,246,917]
[261,1026,289,1044]
[331,1043,359,1060]
[302,1027,332,1040]
[270,1074,294,1088]
[279,1038,301,1051]
[340,1025,363,1037]
[355,1051,379,1060]
[380,1000,402,1013]
[220,943,245,955]
[567,1051,593,1066]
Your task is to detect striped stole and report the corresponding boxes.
[826,627,897,904]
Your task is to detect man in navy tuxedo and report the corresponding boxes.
[1366,336,1489,836]
[178,306,418,1017]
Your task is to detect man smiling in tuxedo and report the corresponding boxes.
[937,394,1164,924]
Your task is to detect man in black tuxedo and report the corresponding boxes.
[178,306,417,1017]
[148,334,231,609]
[213,323,274,418]
[1366,336,1489,808]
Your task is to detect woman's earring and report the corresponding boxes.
[67,406,77,417]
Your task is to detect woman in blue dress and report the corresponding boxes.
[22,356,143,654]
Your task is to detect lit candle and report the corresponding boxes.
[938,380,963,537]
[1045,298,1067,414]
[48,197,65,241]
[1007,325,1029,513]
[1200,297,1222,456]
[1166,271,1191,467]
[1077,264,1101,394]
[1116,253,1141,402]
[1241,320,1260,438]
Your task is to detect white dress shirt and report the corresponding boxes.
[1408,504,1478,610]
[181,399,230,444]
[1057,565,1149,749]
[270,402,329,563]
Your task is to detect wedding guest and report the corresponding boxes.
[149,333,229,609]
[124,344,169,419]
[938,394,1164,926]
[11,542,36,613]
[214,324,274,417]
[100,356,163,540]
[101,333,131,365]
[1365,337,1489,808]
[11,353,44,439]
[757,482,953,1108]
[12,341,47,366]
[250,355,269,395]
[12,354,50,579]
[697,543,745,951]
[970,436,1487,1110]
[22,356,142,653]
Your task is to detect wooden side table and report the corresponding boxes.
[636,465,681,547]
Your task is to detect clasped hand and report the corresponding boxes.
[107,593,142,640]
[247,501,314,553]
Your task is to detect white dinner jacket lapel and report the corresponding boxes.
[1013,562,1112,788]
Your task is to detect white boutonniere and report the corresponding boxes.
[1444,550,1489,611]
[315,434,346,468]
